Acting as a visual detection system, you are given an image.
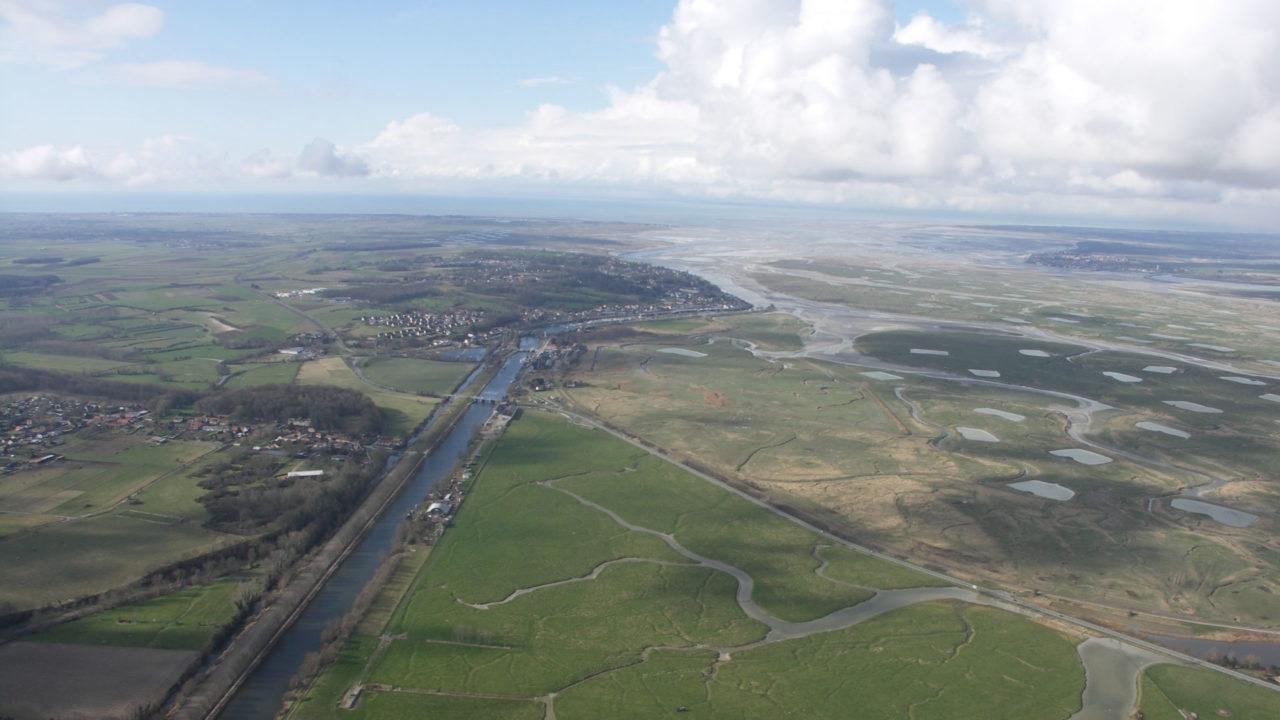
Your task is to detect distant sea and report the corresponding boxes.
[0,191,874,226]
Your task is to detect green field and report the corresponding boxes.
[295,357,438,437]
[288,411,1086,719]
[223,361,300,388]
[0,444,242,611]
[30,577,244,650]
[1139,664,1280,719]
[0,512,239,611]
[0,436,215,527]
[360,357,475,396]
[0,351,133,374]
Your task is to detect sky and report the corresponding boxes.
[1,0,1278,229]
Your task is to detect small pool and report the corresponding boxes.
[1009,480,1075,501]
[658,347,708,358]
[1050,448,1112,465]
[1170,498,1257,528]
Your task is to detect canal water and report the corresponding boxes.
[216,351,528,719]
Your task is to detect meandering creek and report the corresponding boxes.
[522,476,1170,718]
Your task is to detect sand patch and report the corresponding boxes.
[1019,349,1051,357]
[1149,333,1188,340]
[1187,343,1235,352]
[199,314,239,334]
[1142,366,1177,374]
[910,348,949,356]
[968,369,1001,378]
[1115,336,1153,344]
[1001,317,1030,324]
[1260,393,1280,403]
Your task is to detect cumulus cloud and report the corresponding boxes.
[0,144,95,181]
[6,0,1280,224]
[893,13,1007,59]
[348,0,1280,223]
[296,138,369,177]
[0,135,225,185]
[0,1,163,68]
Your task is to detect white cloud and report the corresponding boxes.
[0,135,225,185]
[0,1,163,68]
[519,75,572,88]
[0,143,95,181]
[5,0,1279,225]
[108,60,270,88]
[297,138,369,177]
[893,13,1007,59]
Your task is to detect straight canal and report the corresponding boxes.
[215,349,529,719]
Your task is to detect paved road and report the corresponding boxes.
[536,400,1280,695]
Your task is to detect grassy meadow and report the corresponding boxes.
[287,410,1091,720]
[359,357,475,396]
[30,577,245,650]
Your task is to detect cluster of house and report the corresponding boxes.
[261,420,366,456]
[2,396,153,471]
[160,414,371,455]
[361,308,488,342]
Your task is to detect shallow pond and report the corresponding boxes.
[955,427,998,442]
[1219,376,1265,386]
[1008,479,1075,501]
[1170,498,1257,528]
[1051,448,1113,465]
[1135,421,1189,439]
[974,407,1025,422]
[1102,371,1142,383]
[1141,632,1280,666]
[658,347,708,358]
[860,371,902,381]
[1163,400,1223,413]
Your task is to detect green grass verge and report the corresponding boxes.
[1138,664,1280,719]
[30,577,244,650]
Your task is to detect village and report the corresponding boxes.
[359,307,489,344]
[0,393,378,476]
[1,395,154,471]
